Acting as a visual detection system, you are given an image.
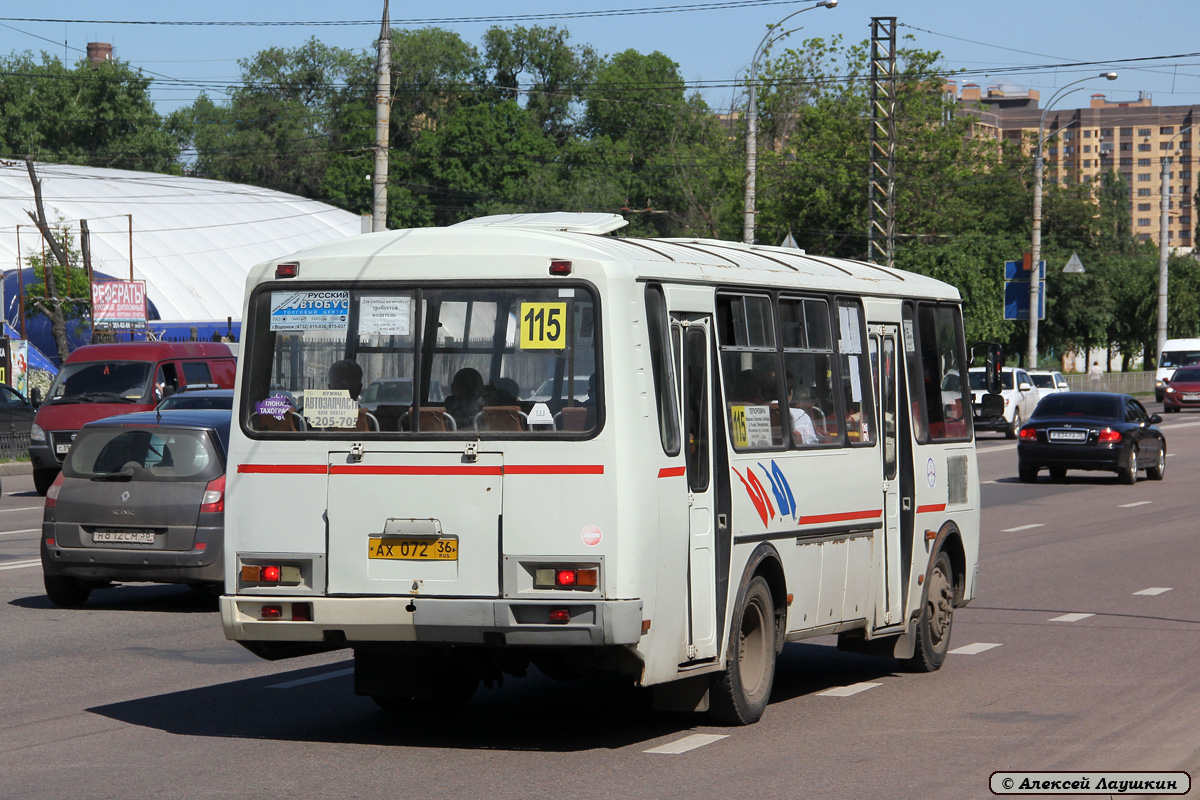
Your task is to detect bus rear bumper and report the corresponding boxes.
[221,595,645,649]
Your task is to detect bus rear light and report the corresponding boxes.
[1098,428,1122,442]
[549,260,572,276]
[241,563,302,585]
[275,263,299,279]
[549,609,571,623]
[534,566,598,589]
[261,605,283,619]
[262,565,281,583]
[292,603,312,622]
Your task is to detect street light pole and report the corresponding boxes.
[743,0,836,245]
[1027,72,1117,369]
[1157,123,1195,362]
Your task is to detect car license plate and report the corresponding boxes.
[1048,430,1087,443]
[55,443,71,454]
[368,537,458,561]
[93,531,155,544]
[1183,393,1200,401]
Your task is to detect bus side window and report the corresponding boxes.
[836,300,875,445]
[645,285,680,455]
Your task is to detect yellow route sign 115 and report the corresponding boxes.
[519,302,567,349]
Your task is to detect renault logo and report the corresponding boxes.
[120,491,130,503]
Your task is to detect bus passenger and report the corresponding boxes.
[328,359,372,431]
[445,368,485,428]
[788,385,819,445]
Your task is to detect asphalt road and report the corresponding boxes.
[2,411,1198,800]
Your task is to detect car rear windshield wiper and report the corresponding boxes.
[90,467,136,482]
[81,392,138,403]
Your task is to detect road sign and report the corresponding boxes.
[1004,281,1045,321]
[1063,252,1085,273]
[1004,259,1046,281]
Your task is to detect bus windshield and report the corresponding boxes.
[242,285,599,435]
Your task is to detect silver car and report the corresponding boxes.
[40,409,230,607]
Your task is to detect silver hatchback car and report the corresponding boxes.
[40,409,230,607]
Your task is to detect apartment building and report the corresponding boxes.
[952,83,1196,251]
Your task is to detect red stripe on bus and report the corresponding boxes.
[329,465,503,476]
[799,509,882,525]
[504,465,604,475]
[916,503,947,514]
[658,466,687,478]
[237,464,328,475]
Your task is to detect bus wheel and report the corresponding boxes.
[904,552,954,673]
[709,575,776,725]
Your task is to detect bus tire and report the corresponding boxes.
[44,574,92,608]
[903,551,954,673]
[709,575,776,726]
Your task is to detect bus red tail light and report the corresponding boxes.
[534,566,599,589]
[200,474,225,513]
[1098,428,1122,442]
[1019,427,1037,441]
[549,609,571,623]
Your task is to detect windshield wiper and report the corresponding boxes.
[81,392,138,403]
[46,395,96,404]
[90,467,136,482]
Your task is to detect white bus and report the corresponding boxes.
[221,212,987,724]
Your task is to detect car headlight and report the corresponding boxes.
[1165,386,1176,394]
[1156,380,1163,388]
[30,423,45,442]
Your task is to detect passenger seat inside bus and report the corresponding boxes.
[474,406,528,431]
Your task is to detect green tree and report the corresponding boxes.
[0,51,178,171]
[21,224,92,342]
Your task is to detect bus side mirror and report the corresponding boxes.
[979,394,1004,417]
[985,343,1004,394]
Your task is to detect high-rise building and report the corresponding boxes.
[951,83,1196,251]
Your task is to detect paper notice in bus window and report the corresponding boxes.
[839,305,862,354]
[903,319,916,352]
[270,291,350,331]
[519,302,568,350]
[848,355,863,402]
[358,296,411,336]
[302,389,359,428]
[731,405,772,448]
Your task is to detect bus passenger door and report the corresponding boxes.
[871,326,903,628]
[677,316,718,662]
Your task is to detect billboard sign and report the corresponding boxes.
[92,281,148,329]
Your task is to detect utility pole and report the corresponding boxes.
[372,0,391,232]
[867,17,897,267]
[24,157,71,363]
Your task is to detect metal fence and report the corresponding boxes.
[0,431,31,462]
[1063,371,1155,395]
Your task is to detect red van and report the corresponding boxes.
[29,342,236,494]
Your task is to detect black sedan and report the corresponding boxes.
[1017,392,1165,484]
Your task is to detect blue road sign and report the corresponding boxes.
[1004,281,1045,321]
[1004,260,1046,281]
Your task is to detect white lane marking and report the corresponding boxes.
[817,682,881,697]
[975,444,1017,454]
[0,506,45,514]
[0,528,40,536]
[1049,613,1094,622]
[644,734,729,754]
[0,559,41,571]
[949,642,1002,655]
[1134,587,1172,596]
[1118,501,1152,508]
[1002,523,1044,532]
[267,667,354,689]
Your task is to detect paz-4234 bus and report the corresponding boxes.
[220,212,996,725]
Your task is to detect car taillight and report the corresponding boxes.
[1098,428,1122,442]
[44,472,65,509]
[200,474,225,513]
[1019,427,1037,441]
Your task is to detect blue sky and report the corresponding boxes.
[2,0,1197,115]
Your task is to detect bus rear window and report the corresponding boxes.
[242,285,599,436]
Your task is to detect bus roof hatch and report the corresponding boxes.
[451,212,629,235]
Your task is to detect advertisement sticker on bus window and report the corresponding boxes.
[256,393,293,420]
[302,389,359,428]
[270,291,350,331]
[358,296,411,336]
[731,405,772,449]
[519,302,568,350]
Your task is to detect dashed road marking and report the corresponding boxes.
[1002,524,1044,532]
[0,506,45,514]
[1118,501,1152,508]
[644,734,729,754]
[0,528,39,536]
[0,559,41,571]
[949,642,1002,655]
[1049,613,1094,622]
[817,682,881,697]
[1133,587,1172,596]
[267,667,354,689]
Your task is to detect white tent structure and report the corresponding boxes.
[0,161,361,325]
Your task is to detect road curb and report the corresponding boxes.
[0,461,33,476]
